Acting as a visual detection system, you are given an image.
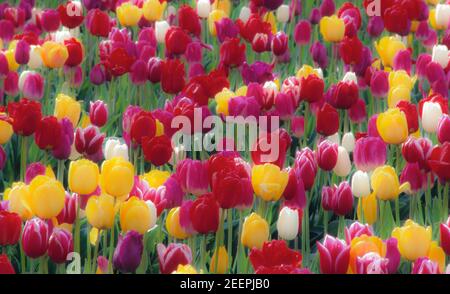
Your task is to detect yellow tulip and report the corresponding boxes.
[54,93,81,127]
[89,227,99,246]
[100,157,134,198]
[371,165,410,201]
[0,117,13,144]
[27,175,65,219]
[5,50,19,71]
[141,170,170,188]
[41,41,69,68]
[210,246,229,274]
[116,2,142,27]
[375,36,406,68]
[215,88,234,116]
[392,219,432,261]
[319,15,345,43]
[296,65,322,79]
[376,108,409,145]
[6,182,33,220]
[68,159,99,195]
[86,194,115,230]
[212,0,231,16]
[262,12,277,34]
[142,0,167,22]
[251,163,289,202]
[208,9,227,36]
[357,192,378,225]
[172,264,201,274]
[387,86,411,108]
[166,207,189,239]
[427,242,445,273]
[120,196,152,234]
[241,212,269,249]
[389,70,416,90]
[235,86,247,96]
[349,235,386,273]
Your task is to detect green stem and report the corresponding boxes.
[227,209,233,272]
[20,136,28,182]
[444,183,449,220]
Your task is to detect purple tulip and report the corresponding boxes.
[40,9,60,32]
[367,16,384,38]
[319,0,335,17]
[185,42,203,64]
[309,8,321,25]
[311,41,328,69]
[416,21,430,41]
[90,64,107,85]
[0,20,14,42]
[393,49,412,74]
[228,96,261,118]
[113,231,143,273]
[416,54,432,78]
[0,53,8,78]
[215,17,239,43]
[52,118,74,160]
[241,61,274,85]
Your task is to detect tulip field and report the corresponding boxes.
[1,0,450,276]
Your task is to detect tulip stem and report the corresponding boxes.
[20,136,28,182]
[57,160,65,182]
[227,209,233,272]
[444,183,449,221]
[323,210,328,235]
[91,230,100,274]
[108,221,116,274]
[214,210,225,273]
[200,235,207,273]
[19,230,26,273]
[74,196,81,255]
[233,210,243,273]
[338,215,345,239]
[86,224,91,274]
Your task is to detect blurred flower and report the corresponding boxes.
[113,230,143,273]
[277,206,299,241]
[8,98,42,136]
[316,103,339,136]
[333,146,351,177]
[116,2,142,27]
[75,126,105,162]
[252,163,288,202]
[41,41,68,68]
[210,246,229,274]
[250,240,302,274]
[166,207,190,240]
[428,142,450,181]
[68,159,99,195]
[0,254,15,274]
[27,175,65,219]
[320,15,345,42]
[377,108,408,145]
[143,0,167,22]
[120,197,155,234]
[157,243,192,274]
[0,211,21,246]
[54,93,81,127]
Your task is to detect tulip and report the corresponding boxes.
[0,211,21,246]
[316,140,338,171]
[35,116,61,150]
[435,4,450,29]
[439,217,450,256]
[370,70,389,98]
[220,38,246,68]
[277,206,299,241]
[86,9,111,37]
[41,41,68,68]
[157,243,192,274]
[353,137,387,172]
[166,207,190,240]
[22,218,49,258]
[372,165,410,201]
[0,254,15,274]
[241,213,269,249]
[189,193,220,234]
[310,41,329,69]
[54,93,81,127]
[7,182,33,220]
[104,138,128,161]
[155,21,170,44]
[56,192,77,226]
[86,194,115,230]
[7,98,42,136]
[294,147,317,191]
[4,71,19,96]
[352,171,371,198]
[197,0,211,18]
[375,36,406,68]
[113,230,143,273]
[142,135,172,167]
[210,246,229,274]
[48,228,73,264]
[422,101,444,133]
[251,164,289,202]
[27,175,65,219]
[143,0,166,22]
[120,197,155,235]
[437,115,450,144]
[176,159,209,196]
[342,132,355,153]
[18,71,44,101]
[41,9,61,32]
[291,116,304,138]
[15,39,30,65]
[320,15,345,43]
[317,235,350,274]
[412,257,440,274]
[392,220,432,261]
[68,159,99,195]
[58,1,84,29]
[294,20,311,45]
[100,157,134,198]
[299,74,324,103]
[377,108,409,145]
[89,100,108,128]
[0,115,13,145]
[333,146,351,177]
[161,59,185,94]
[239,6,251,22]
[75,126,105,162]
[431,44,450,68]
[116,3,142,27]
[249,240,303,274]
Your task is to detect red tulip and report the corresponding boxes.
[86,9,111,37]
[331,81,359,109]
[249,240,302,274]
[165,26,192,56]
[251,128,292,169]
[22,218,49,258]
[332,181,354,216]
[317,235,350,274]
[189,193,220,234]
[252,33,269,53]
[437,115,450,144]
[183,70,230,106]
[316,140,338,171]
[283,168,306,209]
[299,74,324,103]
[89,100,108,128]
[396,100,419,134]
[35,116,62,150]
[428,142,450,182]
[75,126,105,162]
[106,47,135,77]
[157,243,192,274]
[219,37,246,69]
[440,217,450,256]
[161,59,185,94]
[402,137,432,171]
[238,13,272,43]
[294,147,317,191]
[130,110,156,145]
[0,254,15,274]
[56,193,77,225]
[64,38,84,67]
[348,98,366,124]
[271,32,288,56]
[142,135,172,167]
[48,228,73,264]
[316,103,339,136]
[147,57,162,83]
[178,5,201,36]
[58,1,84,29]
[339,36,363,65]
[0,211,22,246]
[383,3,411,36]
[7,98,42,136]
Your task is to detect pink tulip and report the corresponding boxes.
[89,100,108,128]
[48,228,73,264]
[385,237,401,274]
[175,159,209,196]
[25,162,46,184]
[22,218,49,258]
[317,235,350,274]
[40,9,61,32]
[294,147,317,191]
[294,20,311,45]
[345,222,373,244]
[354,136,387,172]
[356,252,389,274]
[19,71,44,100]
[290,116,305,138]
[157,243,192,274]
[332,181,353,216]
[440,217,450,256]
[412,257,440,274]
[437,115,450,144]
[75,126,105,162]
[14,39,30,65]
[316,140,338,172]
[56,192,77,225]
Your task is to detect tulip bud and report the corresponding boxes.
[422,101,444,133]
[367,16,384,38]
[22,218,49,258]
[155,21,169,43]
[333,146,351,177]
[342,132,355,152]
[15,39,30,65]
[89,100,108,128]
[210,246,229,274]
[89,63,107,85]
[431,45,450,68]
[276,5,290,23]
[104,138,129,161]
[317,140,338,171]
[239,6,251,22]
[41,9,61,32]
[48,228,73,264]
[276,206,299,240]
[18,70,44,100]
[437,115,450,144]
[310,41,328,69]
[351,170,371,197]
[435,4,450,29]
[294,20,311,45]
[157,243,192,274]
[113,230,143,273]
[197,0,211,19]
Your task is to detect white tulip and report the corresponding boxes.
[342,132,355,153]
[197,0,211,19]
[239,6,251,22]
[276,5,290,23]
[351,171,371,198]
[432,45,450,68]
[342,71,358,84]
[28,45,43,69]
[146,200,158,230]
[54,29,72,44]
[333,146,352,177]
[155,21,170,43]
[422,102,443,133]
[104,138,129,161]
[277,206,299,241]
[436,4,450,28]
[327,133,340,145]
